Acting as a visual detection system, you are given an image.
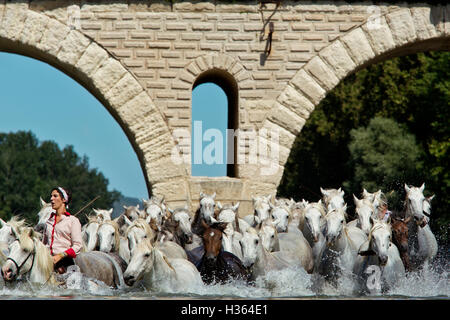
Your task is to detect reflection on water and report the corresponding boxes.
[1,258,448,300]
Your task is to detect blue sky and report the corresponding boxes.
[0,52,227,199]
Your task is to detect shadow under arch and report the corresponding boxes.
[193,68,239,178]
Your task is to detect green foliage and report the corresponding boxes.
[0,131,121,225]
[278,51,449,242]
[344,117,423,210]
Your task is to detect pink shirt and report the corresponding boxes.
[43,212,82,258]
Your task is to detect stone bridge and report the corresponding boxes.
[0,1,448,214]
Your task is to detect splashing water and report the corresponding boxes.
[0,250,448,299]
[1,260,447,299]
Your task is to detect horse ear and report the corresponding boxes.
[212,192,216,200]
[320,187,327,196]
[233,202,240,212]
[419,183,425,192]
[200,192,205,199]
[353,194,360,206]
[404,183,410,193]
[108,208,113,214]
[0,218,5,227]
[40,197,47,208]
[428,194,435,202]
[217,202,223,210]
[340,189,345,197]
[123,215,133,227]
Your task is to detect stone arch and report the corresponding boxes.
[0,3,188,200]
[261,6,449,188]
[173,53,251,177]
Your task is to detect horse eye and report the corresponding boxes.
[144,253,150,258]
[255,239,259,245]
[271,235,274,238]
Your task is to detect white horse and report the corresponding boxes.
[191,192,216,236]
[243,194,273,227]
[125,217,156,256]
[123,238,202,292]
[318,206,367,285]
[257,219,314,273]
[82,216,101,252]
[357,219,405,292]
[362,188,383,210]
[404,183,438,269]
[268,202,290,233]
[167,205,195,248]
[92,208,113,221]
[298,201,327,270]
[1,227,56,285]
[240,227,294,280]
[215,202,245,260]
[347,195,376,235]
[0,216,27,245]
[321,187,346,211]
[143,196,167,228]
[97,220,129,263]
[34,198,54,233]
[2,227,128,288]
[114,204,144,236]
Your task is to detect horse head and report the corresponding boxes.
[97,220,120,253]
[321,187,345,212]
[325,206,348,246]
[304,201,326,243]
[143,196,167,227]
[170,206,194,245]
[199,192,216,225]
[126,218,155,256]
[257,219,280,252]
[34,197,53,233]
[201,219,226,263]
[269,202,290,233]
[353,194,376,235]
[391,215,411,270]
[123,238,154,286]
[83,216,101,252]
[359,219,392,266]
[404,183,428,227]
[252,195,271,224]
[239,227,260,269]
[2,227,52,283]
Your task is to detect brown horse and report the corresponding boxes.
[194,219,250,285]
[392,216,412,272]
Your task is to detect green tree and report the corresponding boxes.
[0,131,121,225]
[344,117,424,210]
[278,51,449,241]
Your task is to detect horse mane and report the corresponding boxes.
[306,202,327,218]
[367,220,391,244]
[18,228,54,282]
[8,216,29,232]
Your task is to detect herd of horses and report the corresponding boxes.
[0,183,439,295]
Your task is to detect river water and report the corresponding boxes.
[0,252,447,300]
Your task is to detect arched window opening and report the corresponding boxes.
[191,70,238,177]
